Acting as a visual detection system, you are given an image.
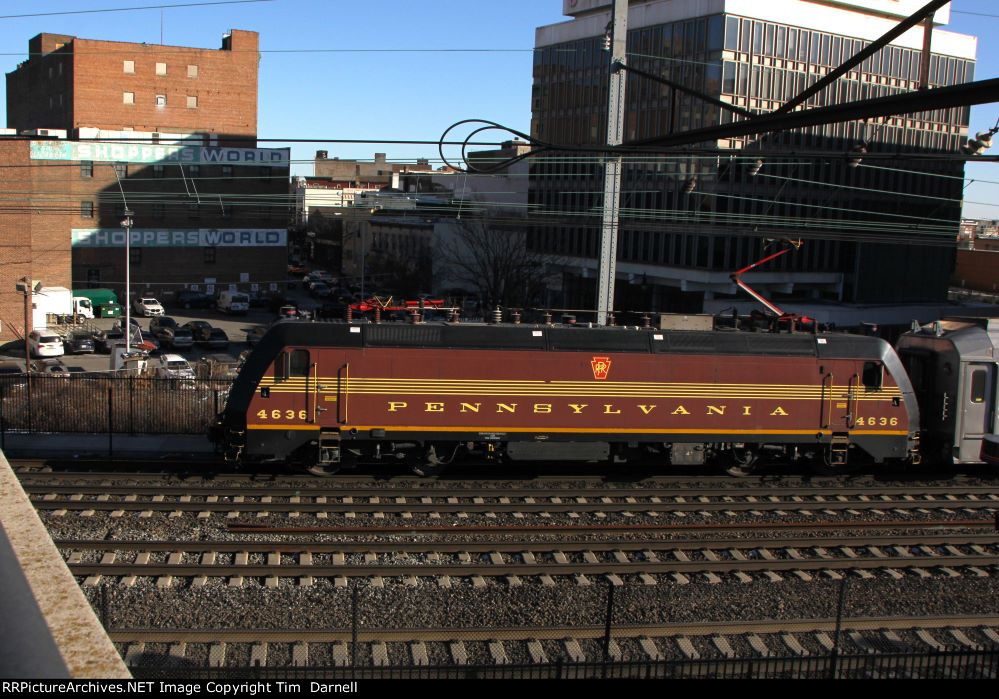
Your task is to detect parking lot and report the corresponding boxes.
[0,284,321,373]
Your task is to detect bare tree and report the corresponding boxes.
[437,217,562,309]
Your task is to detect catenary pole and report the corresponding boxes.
[596,0,627,326]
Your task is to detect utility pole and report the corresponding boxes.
[596,0,628,326]
[18,277,32,374]
[121,208,134,352]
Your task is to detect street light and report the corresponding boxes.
[121,208,134,352]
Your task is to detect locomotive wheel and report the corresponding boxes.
[723,447,759,478]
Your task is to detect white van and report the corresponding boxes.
[217,290,250,315]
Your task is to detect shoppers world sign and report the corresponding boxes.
[31,141,291,167]
[71,229,288,248]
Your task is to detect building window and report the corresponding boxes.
[187,64,198,78]
[130,248,142,266]
[153,164,165,178]
[113,163,128,178]
[222,165,234,179]
[204,247,217,264]
[156,94,167,107]
[186,95,198,109]
[80,161,93,178]
[123,91,134,105]
[156,62,167,76]
[124,60,135,74]
[81,201,94,218]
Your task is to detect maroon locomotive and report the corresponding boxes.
[214,322,919,476]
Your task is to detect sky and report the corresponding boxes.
[0,0,996,218]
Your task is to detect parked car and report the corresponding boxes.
[174,290,214,310]
[168,327,195,351]
[199,353,241,380]
[150,316,185,348]
[182,321,214,343]
[277,305,300,320]
[217,290,250,315]
[28,330,64,358]
[64,330,96,354]
[133,297,164,317]
[201,328,230,350]
[94,327,125,354]
[152,354,196,380]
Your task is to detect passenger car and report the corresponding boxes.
[153,354,196,380]
[133,297,165,317]
[28,330,65,358]
[64,331,96,354]
[175,290,214,310]
[182,321,214,343]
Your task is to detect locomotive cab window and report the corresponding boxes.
[862,361,883,391]
[274,350,311,382]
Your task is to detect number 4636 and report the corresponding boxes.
[257,409,308,420]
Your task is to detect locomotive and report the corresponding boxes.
[210,317,999,476]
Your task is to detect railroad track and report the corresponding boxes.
[63,532,999,587]
[109,617,999,669]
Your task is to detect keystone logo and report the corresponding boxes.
[591,357,612,381]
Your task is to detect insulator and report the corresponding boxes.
[747,159,764,177]
[492,307,503,325]
[511,310,521,325]
[683,176,698,194]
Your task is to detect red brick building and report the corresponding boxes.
[0,30,289,344]
[7,31,259,143]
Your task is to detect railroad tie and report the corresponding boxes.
[404,576,419,588]
[471,575,486,588]
[605,574,623,587]
[169,643,187,661]
[235,552,249,566]
[552,551,568,565]
[639,573,657,586]
[950,630,977,649]
[156,575,173,588]
[712,636,736,659]
[782,634,808,657]
[583,551,599,564]
[267,551,281,566]
[450,641,469,666]
[332,644,350,668]
[675,637,699,660]
[201,552,216,565]
[437,576,452,589]
[527,640,548,664]
[250,644,268,669]
[371,643,390,667]
[292,644,308,667]
[335,577,348,588]
[299,552,312,566]
[371,576,385,589]
[916,629,947,652]
[488,641,509,665]
[228,576,244,588]
[506,575,522,587]
[124,643,145,667]
[521,552,536,565]
[575,574,591,587]
[848,632,876,653]
[208,643,226,668]
[605,640,622,661]
[564,639,585,663]
[639,637,663,661]
[747,635,770,656]
[814,633,835,652]
[410,642,429,667]
[489,552,504,565]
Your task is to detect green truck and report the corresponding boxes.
[72,288,123,318]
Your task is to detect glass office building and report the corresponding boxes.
[530,0,977,316]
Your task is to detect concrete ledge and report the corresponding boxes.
[0,449,130,678]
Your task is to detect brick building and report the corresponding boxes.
[0,30,289,343]
[7,30,259,143]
